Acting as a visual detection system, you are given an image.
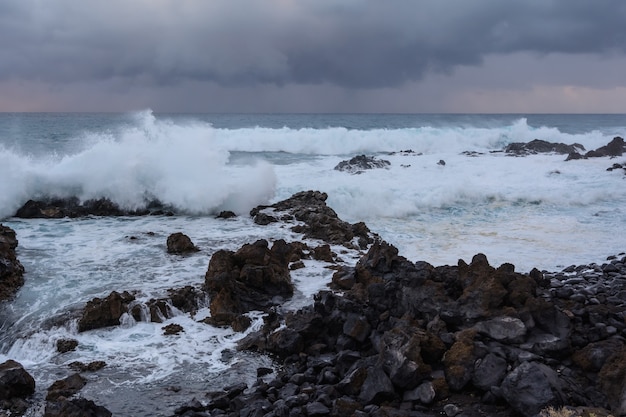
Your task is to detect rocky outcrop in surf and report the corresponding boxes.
[505,139,585,156]
[251,191,373,249]
[0,225,25,301]
[203,239,297,330]
[182,242,626,417]
[566,136,626,160]
[334,154,391,174]
[44,373,111,417]
[14,197,173,218]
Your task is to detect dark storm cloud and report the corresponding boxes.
[1,0,625,89]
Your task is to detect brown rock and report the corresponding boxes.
[166,232,199,254]
[78,291,135,332]
[0,225,25,301]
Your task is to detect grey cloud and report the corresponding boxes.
[1,0,625,89]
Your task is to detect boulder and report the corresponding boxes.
[205,239,295,320]
[166,232,199,254]
[0,225,25,301]
[78,291,135,332]
[334,155,391,174]
[0,360,35,400]
[46,373,86,401]
[44,398,112,417]
[500,361,566,417]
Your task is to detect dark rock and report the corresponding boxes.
[313,245,334,262]
[46,373,86,401]
[163,323,184,335]
[78,291,135,332]
[597,345,626,415]
[443,329,477,391]
[44,398,112,417]
[68,361,106,372]
[305,401,330,416]
[15,197,156,218]
[56,339,79,353]
[205,239,295,322]
[166,232,200,254]
[437,159,446,166]
[474,316,527,343]
[0,360,35,400]
[585,136,626,158]
[500,361,565,417]
[250,191,373,248]
[505,139,584,156]
[472,353,508,391]
[0,224,25,301]
[334,155,391,174]
[216,210,237,219]
[358,365,395,405]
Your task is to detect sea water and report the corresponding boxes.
[0,111,625,415]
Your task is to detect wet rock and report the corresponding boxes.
[15,197,156,218]
[44,398,112,417]
[46,373,86,401]
[205,239,295,323]
[585,136,626,158]
[0,224,25,301]
[78,291,136,332]
[166,232,200,254]
[250,191,373,248]
[334,155,391,174]
[216,210,236,219]
[163,323,184,335]
[505,139,584,156]
[56,339,79,353]
[68,361,106,372]
[0,360,35,400]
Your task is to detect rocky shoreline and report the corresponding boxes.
[2,184,626,416]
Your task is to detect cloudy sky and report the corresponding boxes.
[1,1,625,113]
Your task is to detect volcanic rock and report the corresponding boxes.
[44,398,112,417]
[204,239,295,325]
[505,139,584,156]
[46,373,86,401]
[166,232,199,254]
[56,339,79,353]
[0,360,35,400]
[78,291,136,332]
[14,197,172,218]
[585,136,626,158]
[250,191,373,249]
[0,225,25,301]
[334,155,391,174]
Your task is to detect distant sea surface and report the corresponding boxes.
[1,112,625,415]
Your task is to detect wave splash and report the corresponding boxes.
[0,110,277,218]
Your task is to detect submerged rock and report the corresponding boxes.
[0,225,25,301]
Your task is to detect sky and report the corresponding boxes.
[1,1,625,113]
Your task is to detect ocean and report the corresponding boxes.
[1,111,625,415]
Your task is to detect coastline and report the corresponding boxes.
[1,190,625,417]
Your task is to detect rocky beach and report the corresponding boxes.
[1,113,626,417]
[2,183,626,416]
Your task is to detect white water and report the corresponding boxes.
[1,111,625,415]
